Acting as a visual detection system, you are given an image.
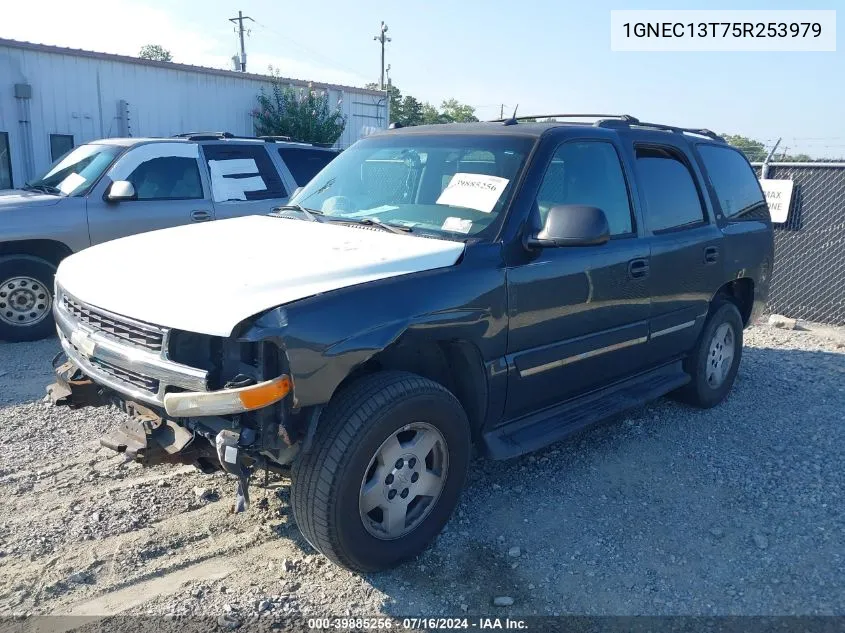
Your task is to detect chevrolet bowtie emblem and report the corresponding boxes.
[70,329,97,358]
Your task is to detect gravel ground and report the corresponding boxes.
[0,323,843,624]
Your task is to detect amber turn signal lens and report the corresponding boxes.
[238,374,292,410]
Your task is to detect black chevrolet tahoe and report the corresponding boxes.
[47,114,774,572]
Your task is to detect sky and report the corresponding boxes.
[2,0,842,157]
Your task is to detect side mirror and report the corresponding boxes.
[105,180,136,202]
[526,204,610,248]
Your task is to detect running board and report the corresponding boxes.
[482,361,690,460]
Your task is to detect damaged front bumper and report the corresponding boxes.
[47,352,195,465]
[47,352,290,512]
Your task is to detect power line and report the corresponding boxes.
[251,21,370,82]
[228,10,254,72]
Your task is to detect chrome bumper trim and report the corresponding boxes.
[55,301,208,406]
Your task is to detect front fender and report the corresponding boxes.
[237,244,508,410]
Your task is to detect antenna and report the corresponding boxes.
[503,104,519,126]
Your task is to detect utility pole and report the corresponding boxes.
[373,21,391,90]
[500,104,504,119]
[229,10,254,72]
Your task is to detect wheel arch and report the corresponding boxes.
[712,277,754,326]
[0,239,73,268]
[326,334,488,438]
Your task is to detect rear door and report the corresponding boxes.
[87,142,213,245]
[629,140,724,363]
[504,138,651,420]
[201,143,289,220]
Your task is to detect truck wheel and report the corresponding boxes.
[674,299,743,409]
[291,371,471,572]
[0,256,57,342]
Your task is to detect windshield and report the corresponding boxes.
[288,134,535,239]
[26,144,124,196]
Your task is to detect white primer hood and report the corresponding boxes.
[57,215,465,336]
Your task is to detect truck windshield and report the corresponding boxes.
[25,144,124,196]
[288,134,535,239]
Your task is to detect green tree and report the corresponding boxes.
[722,134,768,162]
[366,83,477,126]
[440,98,478,123]
[422,102,447,125]
[253,72,346,145]
[138,44,173,62]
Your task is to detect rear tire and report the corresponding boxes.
[291,371,471,572]
[0,256,57,342]
[674,299,743,408]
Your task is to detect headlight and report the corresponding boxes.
[163,374,292,417]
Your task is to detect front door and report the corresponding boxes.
[87,143,213,245]
[504,139,650,420]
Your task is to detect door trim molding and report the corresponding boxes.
[650,320,696,339]
[519,335,648,377]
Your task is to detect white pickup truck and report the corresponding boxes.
[0,132,338,341]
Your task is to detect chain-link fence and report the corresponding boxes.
[753,162,845,325]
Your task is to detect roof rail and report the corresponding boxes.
[172,132,237,140]
[489,114,638,123]
[595,118,725,142]
[257,135,293,142]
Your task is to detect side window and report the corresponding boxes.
[0,132,11,189]
[535,141,634,236]
[203,144,287,202]
[50,134,75,162]
[278,147,337,185]
[696,144,767,219]
[126,157,203,200]
[635,146,705,232]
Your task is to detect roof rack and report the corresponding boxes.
[485,113,725,143]
[594,118,725,142]
[172,132,238,140]
[489,114,638,123]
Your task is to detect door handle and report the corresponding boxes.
[191,210,212,222]
[704,245,720,264]
[628,258,650,279]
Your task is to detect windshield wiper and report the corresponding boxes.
[271,204,326,223]
[342,217,412,235]
[23,183,64,195]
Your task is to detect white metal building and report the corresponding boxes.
[0,38,388,189]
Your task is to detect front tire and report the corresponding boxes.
[0,256,57,342]
[674,299,744,408]
[291,371,471,572]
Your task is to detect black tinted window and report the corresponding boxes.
[203,144,286,201]
[636,147,705,231]
[50,134,75,162]
[126,156,203,200]
[536,141,633,235]
[0,132,11,189]
[697,145,766,218]
[278,148,337,185]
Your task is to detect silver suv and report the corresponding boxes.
[0,133,338,341]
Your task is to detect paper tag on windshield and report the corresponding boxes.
[436,173,509,213]
[442,217,473,234]
[57,172,86,195]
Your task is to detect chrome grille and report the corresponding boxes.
[61,294,165,352]
[89,357,160,393]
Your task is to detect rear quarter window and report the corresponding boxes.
[277,147,337,185]
[697,144,768,219]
